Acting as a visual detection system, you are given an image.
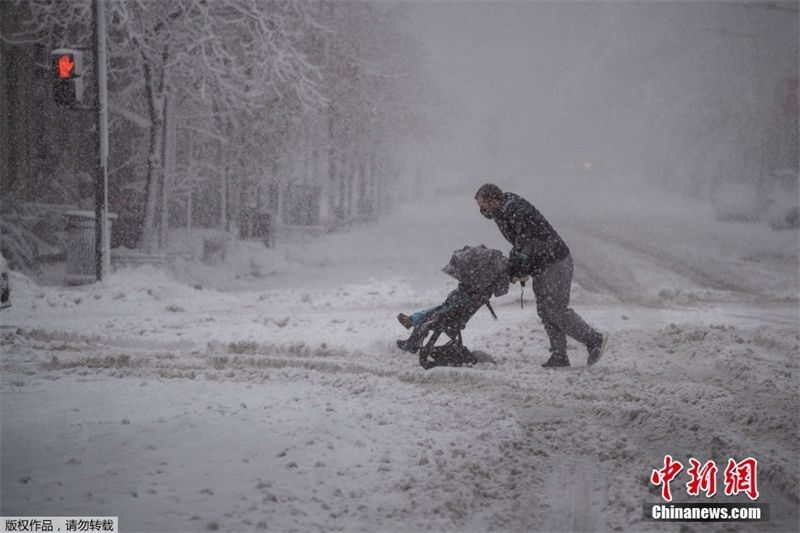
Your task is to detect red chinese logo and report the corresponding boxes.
[686,458,718,498]
[724,457,759,500]
[651,455,683,502]
[652,456,759,502]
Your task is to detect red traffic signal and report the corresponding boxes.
[51,48,84,106]
[51,48,83,78]
[57,54,75,79]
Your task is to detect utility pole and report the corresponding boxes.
[92,0,110,280]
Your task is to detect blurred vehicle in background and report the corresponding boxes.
[711,169,799,230]
[711,182,763,223]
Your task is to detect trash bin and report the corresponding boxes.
[64,210,117,285]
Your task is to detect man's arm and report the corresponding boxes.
[506,203,548,269]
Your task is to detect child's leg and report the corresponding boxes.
[397,305,442,353]
[398,305,439,329]
[410,306,438,326]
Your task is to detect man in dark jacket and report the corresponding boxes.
[475,183,607,367]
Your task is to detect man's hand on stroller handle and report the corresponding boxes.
[511,274,529,286]
[507,252,529,285]
[508,248,530,278]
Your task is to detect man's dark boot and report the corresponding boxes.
[587,333,608,366]
[542,353,570,368]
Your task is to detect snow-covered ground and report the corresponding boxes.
[2,177,798,533]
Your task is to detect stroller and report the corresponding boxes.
[397,245,510,369]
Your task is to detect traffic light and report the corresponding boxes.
[51,48,84,106]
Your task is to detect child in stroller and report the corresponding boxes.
[396,245,510,369]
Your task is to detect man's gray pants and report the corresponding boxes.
[530,253,598,358]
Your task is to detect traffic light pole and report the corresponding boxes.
[92,0,110,281]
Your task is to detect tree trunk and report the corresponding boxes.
[187,189,193,231]
[338,149,347,220]
[327,103,339,218]
[221,164,228,232]
[159,87,176,249]
[140,56,165,253]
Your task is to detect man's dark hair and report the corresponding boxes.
[475,183,503,201]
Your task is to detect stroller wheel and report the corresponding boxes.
[419,354,437,370]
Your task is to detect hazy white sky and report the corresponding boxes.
[405,1,648,184]
[403,1,798,190]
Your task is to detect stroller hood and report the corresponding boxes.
[441,245,510,298]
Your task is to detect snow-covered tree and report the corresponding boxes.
[4,0,432,261]
[7,0,324,251]
[308,1,428,224]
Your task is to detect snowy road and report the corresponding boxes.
[557,182,799,305]
[2,183,798,532]
[568,220,796,303]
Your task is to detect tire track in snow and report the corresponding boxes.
[2,327,528,391]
